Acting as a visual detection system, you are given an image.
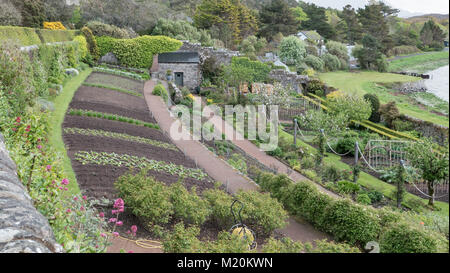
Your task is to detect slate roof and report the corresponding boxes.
[158,52,200,63]
[298,30,323,41]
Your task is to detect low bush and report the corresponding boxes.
[115,170,174,225]
[334,131,359,156]
[162,222,202,253]
[152,83,169,103]
[169,182,211,226]
[81,27,99,61]
[86,21,137,39]
[356,193,372,205]
[0,26,41,46]
[336,180,361,195]
[387,45,421,57]
[96,36,116,57]
[304,54,324,72]
[321,53,341,71]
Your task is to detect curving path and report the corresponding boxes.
[143,80,331,246]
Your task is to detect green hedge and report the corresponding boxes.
[255,170,448,253]
[96,35,182,69]
[0,26,78,46]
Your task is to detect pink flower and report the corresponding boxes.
[112,232,119,237]
[116,221,123,226]
[128,251,133,253]
[80,206,85,211]
[61,178,69,185]
[37,145,42,150]
[131,225,138,234]
[100,233,107,238]
[111,209,118,215]
[66,209,71,213]
[46,165,52,172]
[16,117,21,123]
[99,212,105,218]
[82,195,87,201]
[113,198,124,209]
[25,125,31,132]
[109,218,117,223]
[74,196,78,201]
[64,187,68,191]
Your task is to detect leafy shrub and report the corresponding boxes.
[326,92,372,124]
[227,153,248,174]
[278,36,306,65]
[152,18,213,46]
[43,22,66,30]
[363,93,381,123]
[302,169,320,183]
[322,163,351,183]
[36,29,78,44]
[115,170,174,225]
[201,231,252,253]
[81,26,99,61]
[335,131,358,156]
[387,45,420,57]
[73,35,88,60]
[306,239,360,253]
[169,182,211,226]
[96,36,116,57]
[235,190,288,235]
[230,57,271,83]
[300,156,315,170]
[325,40,349,69]
[321,53,341,71]
[356,193,372,205]
[296,62,309,75]
[109,35,182,69]
[367,190,384,203]
[262,237,304,253]
[86,21,137,39]
[320,199,381,245]
[0,26,41,46]
[392,119,414,132]
[379,101,400,128]
[0,1,22,26]
[306,79,325,96]
[336,180,361,195]
[304,54,324,72]
[162,222,202,253]
[152,83,169,103]
[203,188,235,228]
[379,222,443,253]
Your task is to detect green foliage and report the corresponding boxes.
[152,83,169,103]
[36,29,77,44]
[0,26,41,46]
[353,34,388,72]
[231,56,271,83]
[0,0,22,26]
[18,0,46,28]
[227,153,248,174]
[304,54,324,72]
[95,36,116,57]
[86,21,137,39]
[363,93,381,123]
[325,40,349,68]
[162,222,202,253]
[81,27,99,61]
[306,239,361,253]
[259,0,299,40]
[238,35,267,60]
[326,93,372,124]
[356,193,372,205]
[335,180,361,195]
[115,170,174,225]
[321,53,341,71]
[107,35,182,68]
[201,231,252,253]
[300,2,336,39]
[152,18,213,46]
[169,182,211,226]
[420,20,446,51]
[278,36,306,66]
[262,237,304,253]
[379,101,400,128]
[202,188,235,228]
[379,222,442,253]
[335,131,358,156]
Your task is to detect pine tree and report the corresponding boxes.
[259,0,299,41]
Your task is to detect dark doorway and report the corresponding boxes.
[175,72,184,87]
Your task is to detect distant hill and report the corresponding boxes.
[405,14,449,25]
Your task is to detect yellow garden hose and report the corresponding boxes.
[107,232,162,249]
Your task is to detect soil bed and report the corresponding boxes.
[85,72,144,94]
[69,101,156,124]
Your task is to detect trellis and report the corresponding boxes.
[365,140,409,170]
[278,97,321,122]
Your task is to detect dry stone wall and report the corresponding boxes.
[0,133,63,253]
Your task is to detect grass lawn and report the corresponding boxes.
[48,68,92,195]
[388,51,449,73]
[319,71,449,127]
[278,127,449,217]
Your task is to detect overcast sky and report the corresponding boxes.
[302,0,449,15]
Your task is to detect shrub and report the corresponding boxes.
[392,119,414,132]
[320,199,381,245]
[325,40,349,69]
[169,182,211,226]
[43,22,66,30]
[306,239,361,253]
[0,26,41,46]
[304,54,324,72]
[86,21,137,39]
[300,156,315,170]
[278,36,306,66]
[0,1,22,26]
[322,163,351,182]
[108,35,182,69]
[201,231,253,253]
[356,193,372,205]
[387,45,420,57]
[363,93,381,123]
[230,57,271,83]
[326,93,372,124]
[203,188,235,228]
[152,83,169,103]
[227,153,248,174]
[379,101,400,128]
[162,222,202,253]
[73,35,88,60]
[235,190,289,235]
[81,26,99,61]
[321,53,341,71]
[336,180,361,195]
[306,79,325,96]
[152,18,213,46]
[114,170,174,225]
[96,36,116,57]
[335,131,359,156]
[379,222,442,253]
[262,237,304,253]
[367,190,384,203]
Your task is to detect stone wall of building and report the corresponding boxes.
[0,133,63,253]
[268,69,309,94]
[158,63,202,90]
[179,41,240,66]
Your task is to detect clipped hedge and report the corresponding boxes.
[254,170,448,253]
[97,35,182,69]
[0,26,78,46]
[0,26,41,46]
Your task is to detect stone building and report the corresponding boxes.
[152,52,202,91]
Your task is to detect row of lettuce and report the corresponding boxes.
[0,35,108,252]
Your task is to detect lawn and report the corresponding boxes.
[388,51,449,73]
[48,68,92,195]
[319,71,449,127]
[278,127,449,217]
